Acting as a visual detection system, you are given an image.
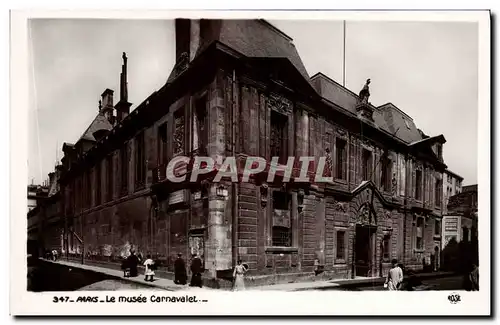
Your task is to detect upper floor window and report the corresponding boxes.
[195,96,208,155]
[362,149,372,181]
[120,144,128,195]
[335,138,347,180]
[158,122,168,165]
[403,119,411,129]
[95,164,101,206]
[435,179,442,207]
[416,169,423,200]
[107,155,113,202]
[382,234,391,261]
[270,111,288,164]
[173,109,185,156]
[135,132,146,189]
[437,144,443,160]
[381,155,392,192]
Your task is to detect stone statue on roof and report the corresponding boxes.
[358,78,371,104]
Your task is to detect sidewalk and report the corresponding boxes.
[43,258,455,292]
[42,259,214,292]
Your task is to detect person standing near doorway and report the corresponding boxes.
[189,253,203,288]
[385,259,404,291]
[174,253,187,285]
[126,249,140,277]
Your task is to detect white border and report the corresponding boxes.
[9,9,491,316]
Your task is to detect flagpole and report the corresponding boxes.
[342,20,346,87]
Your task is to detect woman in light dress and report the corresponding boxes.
[143,254,155,282]
[385,259,404,291]
[232,260,247,291]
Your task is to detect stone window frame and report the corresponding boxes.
[415,216,425,252]
[265,187,299,253]
[382,232,391,262]
[334,136,348,182]
[334,227,348,264]
[361,147,374,182]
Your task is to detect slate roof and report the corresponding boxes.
[168,19,310,84]
[78,113,113,143]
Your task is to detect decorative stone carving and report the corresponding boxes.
[391,173,397,197]
[297,189,305,211]
[358,79,371,104]
[356,203,377,226]
[260,183,269,207]
[268,93,291,115]
[384,210,391,220]
[334,201,347,213]
[173,114,185,155]
[175,52,189,75]
[325,148,333,177]
[336,128,347,137]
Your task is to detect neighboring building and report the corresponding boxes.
[442,169,463,215]
[50,19,452,287]
[441,184,478,270]
[27,184,49,213]
[27,168,63,257]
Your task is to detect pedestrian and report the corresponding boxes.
[126,249,140,277]
[143,254,155,282]
[52,249,58,261]
[232,260,247,291]
[469,264,479,291]
[385,259,404,291]
[121,256,130,277]
[174,253,187,285]
[189,253,203,288]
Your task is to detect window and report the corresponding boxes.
[336,138,347,180]
[158,122,168,165]
[135,132,146,189]
[107,155,113,202]
[270,111,288,164]
[416,169,422,200]
[403,119,411,129]
[416,217,424,250]
[434,219,441,236]
[382,235,391,261]
[85,171,91,208]
[173,110,185,156]
[120,145,128,195]
[336,231,346,260]
[437,144,443,160]
[362,149,372,181]
[381,155,392,192]
[271,191,291,247]
[95,164,101,206]
[195,96,208,155]
[435,179,442,206]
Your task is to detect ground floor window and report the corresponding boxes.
[336,230,346,261]
[271,190,292,247]
[382,234,391,261]
[272,226,291,247]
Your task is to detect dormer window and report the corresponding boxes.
[403,119,411,129]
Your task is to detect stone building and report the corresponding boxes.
[442,169,463,215]
[55,19,451,286]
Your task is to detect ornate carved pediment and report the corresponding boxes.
[268,93,292,115]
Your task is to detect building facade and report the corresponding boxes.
[442,169,463,216]
[52,19,452,286]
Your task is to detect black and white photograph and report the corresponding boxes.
[10,9,490,316]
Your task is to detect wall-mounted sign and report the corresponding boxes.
[169,190,187,205]
[444,217,459,232]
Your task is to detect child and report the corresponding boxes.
[143,255,155,282]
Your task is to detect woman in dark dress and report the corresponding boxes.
[174,253,187,285]
[126,249,140,277]
[190,254,203,288]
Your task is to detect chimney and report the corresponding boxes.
[175,19,201,62]
[115,52,132,124]
[101,88,115,124]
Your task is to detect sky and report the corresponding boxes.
[28,19,478,186]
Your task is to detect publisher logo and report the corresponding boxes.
[448,293,461,304]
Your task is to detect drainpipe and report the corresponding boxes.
[231,69,239,268]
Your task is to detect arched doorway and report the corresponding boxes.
[354,203,377,277]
